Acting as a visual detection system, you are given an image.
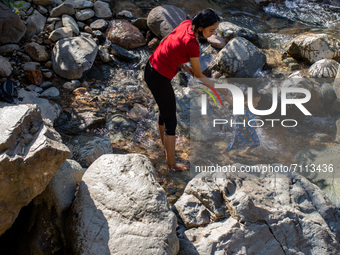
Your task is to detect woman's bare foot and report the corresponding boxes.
[168,163,189,172]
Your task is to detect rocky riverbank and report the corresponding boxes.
[1,0,340,254]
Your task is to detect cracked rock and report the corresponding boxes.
[175,170,340,255]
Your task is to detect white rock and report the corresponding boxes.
[287,33,340,64]
[62,14,80,35]
[66,154,179,255]
[40,87,60,99]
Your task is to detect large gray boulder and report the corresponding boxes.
[0,104,70,236]
[0,3,26,44]
[175,170,340,254]
[66,154,179,255]
[147,5,187,39]
[216,37,266,77]
[287,33,340,64]
[52,36,98,80]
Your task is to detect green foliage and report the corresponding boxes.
[0,0,25,13]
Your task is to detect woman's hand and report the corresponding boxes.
[189,57,214,87]
[180,64,195,77]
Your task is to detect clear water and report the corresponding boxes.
[65,0,340,205]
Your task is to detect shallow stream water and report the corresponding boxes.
[60,0,340,206]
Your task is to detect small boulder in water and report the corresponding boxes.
[127,103,149,122]
[217,21,259,45]
[106,113,137,133]
[216,37,266,77]
[66,135,113,168]
[287,33,340,64]
[109,44,138,62]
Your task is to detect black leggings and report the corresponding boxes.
[144,61,177,135]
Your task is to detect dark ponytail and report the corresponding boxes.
[192,9,220,31]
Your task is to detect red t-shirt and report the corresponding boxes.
[149,20,200,79]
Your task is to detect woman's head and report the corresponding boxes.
[192,9,220,39]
